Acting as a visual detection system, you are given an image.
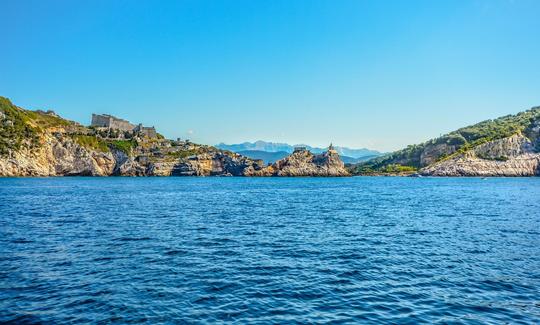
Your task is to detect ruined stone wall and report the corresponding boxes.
[140,127,157,138]
[91,114,112,128]
[109,118,135,132]
[91,114,135,132]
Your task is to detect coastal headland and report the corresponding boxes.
[0,96,539,177]
[0,97,348,177]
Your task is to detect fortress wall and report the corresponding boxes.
[109,119,135,132]
[140,127,157,138]
[91,114,112,128]
[91,114,135,131]
[90,114,156,136]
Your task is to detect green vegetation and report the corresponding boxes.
[166,149,201,159]
[108,139,136,154]
[0,96,82,156]
[476,153,509,161]
[352,106,540,175]
[0,97,39,155]
[71,135,110,152]
[355,164,417,175]
[379,164,417,174]
[24,110,70,129]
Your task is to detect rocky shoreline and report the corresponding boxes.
[0,97,348,177]
[351,106,540,177]
[419,134,540,177]
[1,96,539,177]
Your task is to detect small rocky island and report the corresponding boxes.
[245,145,349,177]
[0,97,348,177]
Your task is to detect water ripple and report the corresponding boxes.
[0,177,539,323]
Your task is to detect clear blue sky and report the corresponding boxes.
[1,0,539,151]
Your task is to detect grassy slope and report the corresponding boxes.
[0,96,112,155]
[0,96,219,159]
[352,106,540,175]
[0,97,41,155]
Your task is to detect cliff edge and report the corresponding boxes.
[0,97,267,177]
[351,106,540,176]
[0,97,348,177]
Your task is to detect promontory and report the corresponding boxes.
[0,97,348,177]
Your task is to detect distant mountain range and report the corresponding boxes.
[216,141,382,163]
[235,150,379,165]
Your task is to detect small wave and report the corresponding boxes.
[116,236,152,242]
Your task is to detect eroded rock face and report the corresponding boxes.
[245,148,349,177]
[144,153,266,176]
[0,130,271,177]
[420,143,457,166]
[420,134,540,176]
[0,133,115,176]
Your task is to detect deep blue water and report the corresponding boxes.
[0,177,539,324]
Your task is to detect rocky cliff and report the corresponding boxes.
[0,97,268,177]
[0,132,116,176]
[0,97,347,177]
[245,147,349,177]
[0,129,269,177]
[352,106,540,177]
[420,134,540,176]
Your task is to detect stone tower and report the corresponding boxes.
[328,143,337,154]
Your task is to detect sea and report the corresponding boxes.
[1,177,539,324]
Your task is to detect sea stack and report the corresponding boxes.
[245,144,350,177]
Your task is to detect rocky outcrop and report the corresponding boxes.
[0,132,269,177]
[420,134,540,176]
[245,147,349,177]
[420,143,457,166]
[0,96,274,177]
[353,106,540,177]
[111,150,147,176]
[0,96,352,177]
[0,132,115,176]
[146,152,266,176]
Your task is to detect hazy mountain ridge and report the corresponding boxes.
[237,150,377,165]
[216,141,382,159]
[237,150,289,164]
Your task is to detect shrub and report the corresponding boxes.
[72,135,109,152]
[24,110,70,129]
[353,106,540,174]
[167,149,201,159]
[108,139,136,154]
[0,97,39,155]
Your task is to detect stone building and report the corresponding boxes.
[91,114,135,132]
[134,124,157,138]
[328,143,337,153]
[91,114,158,138]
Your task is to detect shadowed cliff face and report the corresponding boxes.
[148,152,267,177]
